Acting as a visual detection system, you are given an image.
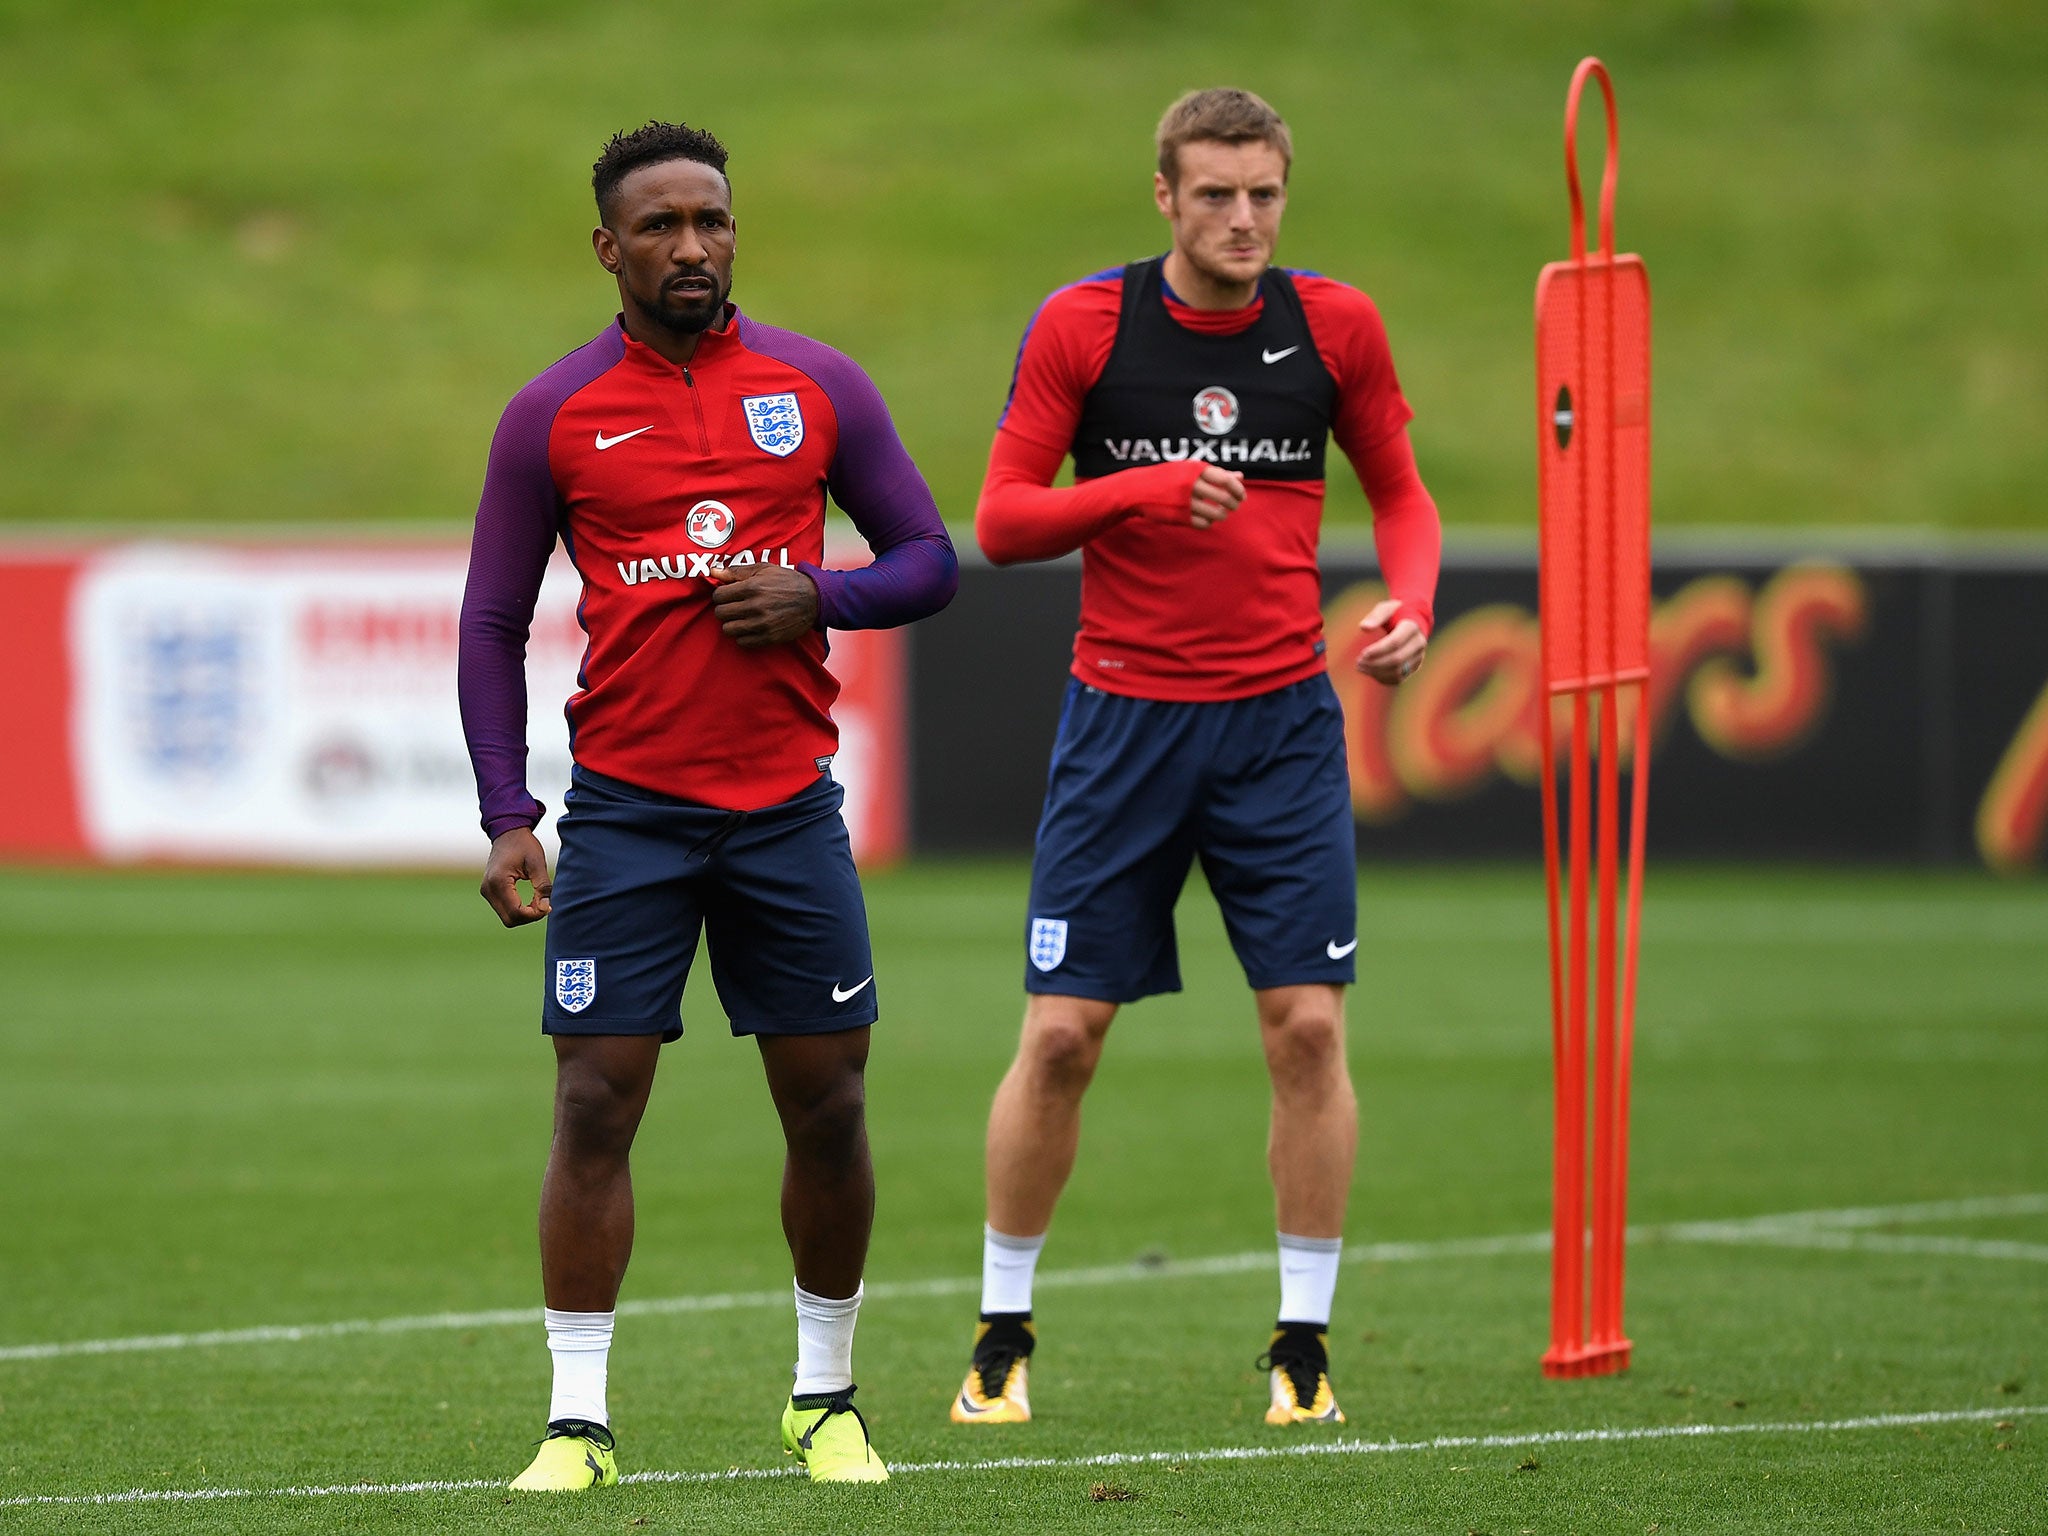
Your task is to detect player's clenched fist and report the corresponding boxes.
[1188,464,1246,528]
[481,826,552,926]
[710,562,820,647]
[1129,461,1246,530]
[1353,597,1428,686]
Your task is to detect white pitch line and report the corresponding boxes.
[3,1404,2039,1509]
[1659,1229,2048,1264]
[0,1233,1552,1364]
[1645,1193,2048,1263]
[1681,1192,2048,1231]
[3,1193,2039,1365]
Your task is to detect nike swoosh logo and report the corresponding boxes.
[594,425,654,450]
[1326,939,1358,960]
[1262,346,1300,364]
[832,975,874,1003]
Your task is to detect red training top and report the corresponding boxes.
[979,262,1440,702]
[459,309,956,834]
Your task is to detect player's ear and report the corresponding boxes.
[592,224,621,275]
[1153,171,1175,221]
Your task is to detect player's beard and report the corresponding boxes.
[1184,234,1270,292]
[646,265,731,334]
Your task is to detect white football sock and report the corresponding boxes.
[792,1282,862,1396]
[543,1307,615,1426]
[1277,1232,1343,1327]
[981,1224,1047,1315]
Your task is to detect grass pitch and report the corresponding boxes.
[0,861,2042,1532]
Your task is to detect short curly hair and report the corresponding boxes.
[592,121,730,225]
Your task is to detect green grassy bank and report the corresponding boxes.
[2,0,2045,535]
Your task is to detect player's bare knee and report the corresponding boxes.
[1028,1024,1101,1090]
[1021,1000,1114,1090]
[554,1094,640,1163]
[553,1060,650,1159]
[1260,1001,1346,1085]
[782,1070,868,1161]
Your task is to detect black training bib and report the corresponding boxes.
[1070,257,1338,484]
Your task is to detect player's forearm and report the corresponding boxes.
[974,432,1202,565]
[458,606,545,838]
[802,362,961,630]
[802,481,959,631]
[975,471,1134,564]
[458,458,556,837]
[1352,428,1443,636]
[812,536,956,629]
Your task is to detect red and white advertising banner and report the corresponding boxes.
[0,538,904,867]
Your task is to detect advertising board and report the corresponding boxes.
[910,540,2048,872]
[0,538,905,867]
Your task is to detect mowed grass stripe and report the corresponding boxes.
[9,896,2042,944]
[6,1193,2040,1364]
[5,1404,2041,1509]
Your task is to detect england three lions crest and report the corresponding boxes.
[1029,917,1068,973]
[555,958,597,1013]
[742,393,804,458]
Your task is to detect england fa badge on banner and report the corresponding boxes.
[555,957,597,1013]
[1029,917,1068,973]
[742,392,804,457]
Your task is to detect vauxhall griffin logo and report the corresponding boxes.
[616,498,769,584]
[685,499,735,549]
[1192,386,1239,436]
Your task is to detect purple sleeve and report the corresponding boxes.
[457,328,623,839]
[740,318,958,631]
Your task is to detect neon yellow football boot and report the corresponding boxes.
[509,1419,619,1491]
[781,1385,888,1482]
[1260,1324,1347,1425]
[950,1313,1034,1424]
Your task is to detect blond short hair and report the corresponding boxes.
[1155,88,1293,186]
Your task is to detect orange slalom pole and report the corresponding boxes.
[1536,54,1650,1379]
[1606,675,1653,1361]
[1567,691,1595,1364]
[1590,684,1625,1356]
[1538,696,1579,1366]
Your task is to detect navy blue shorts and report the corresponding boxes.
[541,767,877,1040]
[1024,673,1358,1002]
